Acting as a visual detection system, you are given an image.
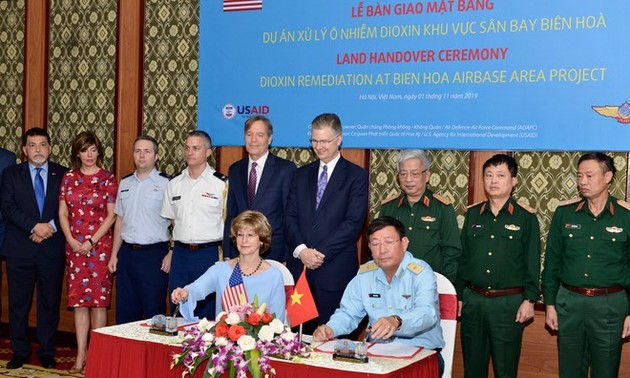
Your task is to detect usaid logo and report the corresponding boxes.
[222,104,236,120]
[237,105,270,115]
[223,103,270,119]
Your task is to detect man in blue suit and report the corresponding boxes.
[285,113,369,329]
[0,127,68,369]
[0,146,16,247]
[223,116,296,262]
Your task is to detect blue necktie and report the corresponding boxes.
[35,167,45,217]
[316,165,328,209]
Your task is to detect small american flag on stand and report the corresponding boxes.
[222,262,249,311]
[223,0,262,12]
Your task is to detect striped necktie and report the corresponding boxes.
[316,165,327,209]
[248,162,257,206]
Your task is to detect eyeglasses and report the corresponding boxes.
[368,238,401,249]
[398,169,428,180]
[309,135,340,147]
[236,232,258,240]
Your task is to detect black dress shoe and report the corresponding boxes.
[39,356,57,369]
[6,355,28,369]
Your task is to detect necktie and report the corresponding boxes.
[316,165,328,209]
[35,167,45,217]
[248,162,257,206]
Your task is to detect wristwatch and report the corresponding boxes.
[392,315,403,330]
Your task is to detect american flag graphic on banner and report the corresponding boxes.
[222,263,249,311]
[223,0,262,12]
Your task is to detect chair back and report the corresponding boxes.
[265,259,295,305]
[435,272,457,378]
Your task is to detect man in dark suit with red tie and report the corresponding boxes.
[0,127,68,369]
[223,116,296,262]
[285,113,369,330]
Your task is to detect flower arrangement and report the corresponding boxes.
[171,301,310,378]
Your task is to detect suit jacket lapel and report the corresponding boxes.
[315,157,346,213]
[237,159,250,204]
[43,164,61,217]
[256,154,275,200]
[308,161,319,213]
[20,163,40,217]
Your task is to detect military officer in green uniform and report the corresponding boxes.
[456,154,541,378]
[379,149,462,283]
[542,152,630,378]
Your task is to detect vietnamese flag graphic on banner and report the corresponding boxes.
[287,270,318,327]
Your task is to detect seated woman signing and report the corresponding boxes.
[171,210,286,322]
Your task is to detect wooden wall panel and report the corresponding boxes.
[341,149,370,262]
[216,146,245,175]
[115,0,144,177]
[23,0,48,130]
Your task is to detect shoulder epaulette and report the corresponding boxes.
[617,199,630,211]
[516,200,535,214]
[432,192,451,205]
[159,171,170,179]
[407,262,424,275]
[380,194,400,205]
[466,200,484,210]
[213,171,228,181]
[358,261,378,274]
[122,173,133,180]
[557,197,582,207]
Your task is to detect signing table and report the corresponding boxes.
[85,321,439,378]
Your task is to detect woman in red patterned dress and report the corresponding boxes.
[58,131,117,374]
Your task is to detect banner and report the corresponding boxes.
[199,1,630,150]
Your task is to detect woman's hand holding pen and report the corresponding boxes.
[171,288,189,304]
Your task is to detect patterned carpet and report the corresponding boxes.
[0,338,80,377]
[0,364,82,378]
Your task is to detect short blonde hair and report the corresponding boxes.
[230,210,272,254]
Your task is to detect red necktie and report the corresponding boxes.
[248,162,257,206]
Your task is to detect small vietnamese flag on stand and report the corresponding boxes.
[287,269,319,327]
